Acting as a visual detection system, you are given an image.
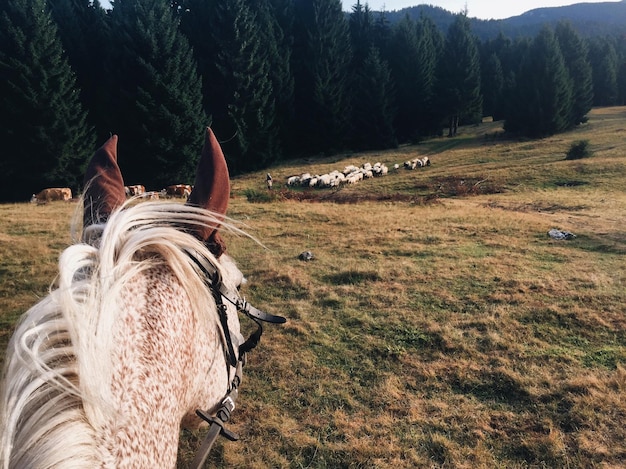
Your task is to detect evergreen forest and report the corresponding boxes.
[1,0,626,201]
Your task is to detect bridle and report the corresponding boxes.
[187,251,286,468]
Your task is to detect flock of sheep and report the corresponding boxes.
[285,155,430,189]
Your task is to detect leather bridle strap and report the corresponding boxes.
[190,359,243,469]
[218,286,287,325]
[186,249,287,465]
[217,283,286,355]
[187,248,285,364]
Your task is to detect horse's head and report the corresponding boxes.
[83,125,246,363]
[1,128,270,468]
[83,125,248,361]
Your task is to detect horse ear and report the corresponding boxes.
[83,135,126,228]
[186,127,230,257]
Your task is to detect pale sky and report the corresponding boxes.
[342,0,622,20]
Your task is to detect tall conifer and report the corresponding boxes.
[387,15,423,142]
[214,0,278,172]
[556,21,593,125]
[266,0,296,158]
[351,46,396,150]
[415,15,443,136]
[436,13,482,137]
[181,0,283,172]
[349,1,374,68]
[588,37,619,106]
[618,61,626,105]
[348,1,396,150]
[480,52,503,120]
[0,0,94,201]
[47,0,110,140]
[106,0,207,189]
[505,26,573,137]
[293,0,352,155]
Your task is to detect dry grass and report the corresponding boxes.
[2,107,626,468]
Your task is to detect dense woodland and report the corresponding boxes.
[1,0,626,201]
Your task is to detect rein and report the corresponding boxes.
[187,251,286,467]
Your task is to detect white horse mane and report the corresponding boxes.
[0,200,245,468]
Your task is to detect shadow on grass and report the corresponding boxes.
[322,270,382,285]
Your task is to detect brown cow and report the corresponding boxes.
[124,185,146,197]
[33,187,72,202]
[165,184,192,198]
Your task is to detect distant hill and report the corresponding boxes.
[375,1,626,40]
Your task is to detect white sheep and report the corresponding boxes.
[300,172,312,186]
[343,165,359,175]
[372,162,388,176]
[287,175,300,186]
[330,171,345,185]
[317,174,332,188]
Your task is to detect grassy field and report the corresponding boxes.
[1,107,625,468]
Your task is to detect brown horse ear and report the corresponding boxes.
[186,127,230,257]
[83,135,126,228]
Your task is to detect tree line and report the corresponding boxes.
[1,0,625,201]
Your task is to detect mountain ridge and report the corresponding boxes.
[375,1,626,39]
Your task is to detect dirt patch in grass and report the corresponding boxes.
[429,176,505,197]
[484,200,589,213]
[264,188,438,204]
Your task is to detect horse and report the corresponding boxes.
[0,128,284,468]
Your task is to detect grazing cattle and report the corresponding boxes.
[33,187,72,202]
[124,184,146,197]
[142,191,160,200]
[165,184,192,198]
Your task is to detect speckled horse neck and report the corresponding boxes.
[0,128,244,468]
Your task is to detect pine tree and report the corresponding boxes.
[106,0,207,189]
[415,15,443,136]
[181,0,283,172]
[480,52,503,120]
[482,32,519,120]
[371,8,392,58]
[214,0,278,173]
[178,0,219,117]
[504,26,573,137]
[0,0,95,201]
[293,0,352,155]
[349,1,374,68]
[555,21,593,125]
[387,14,438,142]
[588,37,619,106]
[618,61,626,105]
[348,1,396,150]
[351,46,397,150]
[46,0,110,140]
[436,13,482,137]
[265,0,296,158]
